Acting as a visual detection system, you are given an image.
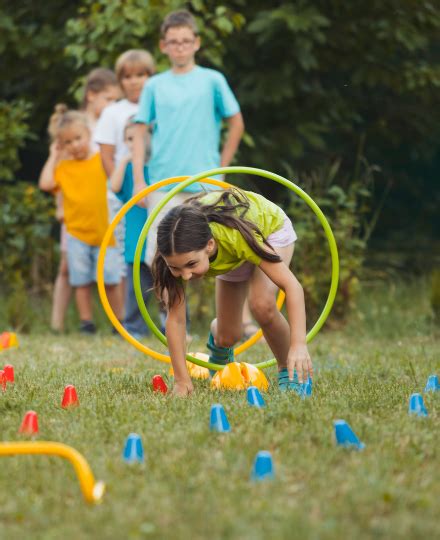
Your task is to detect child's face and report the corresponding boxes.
[124,125,136,152]
[163,239,215,281]
[120,65,149,103]
[59,122,91,160]
[160,26,200,69]
[87,85,120,118]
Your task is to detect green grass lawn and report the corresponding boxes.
[0,279,438,539]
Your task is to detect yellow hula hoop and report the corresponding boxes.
[0,441,105,504]
[97,176,284,363]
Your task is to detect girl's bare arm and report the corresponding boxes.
[259,259,312,383]
[38,142,59,191]
[166,294,193,396]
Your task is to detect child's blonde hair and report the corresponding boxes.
[115,50,156,83]
[47,104,89,141]
[81,68,118,109]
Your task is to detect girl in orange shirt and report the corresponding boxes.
[39,108,121,334]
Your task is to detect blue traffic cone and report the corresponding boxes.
[247,386,265,408]
[122,433,144,463]
[408,393,428,417]
[302,377,312,397]
[424,375,439,393]
[251,451,275,481]
[209,404,230,432]
[334,420,365,450]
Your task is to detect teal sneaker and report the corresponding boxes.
[207,332,234,376]
[278,368,305,397]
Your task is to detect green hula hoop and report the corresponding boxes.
[133,166,339,371]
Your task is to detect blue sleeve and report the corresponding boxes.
[143,165,150,186]
[115,163,132,203]
[214,72,240,118]
[135,80,156,124]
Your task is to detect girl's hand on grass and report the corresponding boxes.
[287,344,313,384]
[172,381,194,398]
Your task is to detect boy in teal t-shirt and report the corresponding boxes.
[132,9,244,266]
[110,122,152,338]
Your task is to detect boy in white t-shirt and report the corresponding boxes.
[94,49,155,174]
[94,49,155,323]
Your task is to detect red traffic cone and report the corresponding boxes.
[0,370,6,391]
[19,410,39,434]
[152,375,168,394]
[0,332,9,348]
[61,385,79,408]
[3,364,14,383]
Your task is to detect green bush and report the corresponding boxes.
[0,100,33,181]
[0,183,56,294]
[285,160,377,323]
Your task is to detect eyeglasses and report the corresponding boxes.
[164,38,196,49]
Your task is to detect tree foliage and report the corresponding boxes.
[0,0,438,273]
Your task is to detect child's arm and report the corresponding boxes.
[132,123,149,205]
[110,154,131,194]
[99,144,116,178]
[220,112,244,167]
[166,294,194,397]
[259,259,312,384]
[38,142,59,191]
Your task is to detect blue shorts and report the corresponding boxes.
[66,233,122,287]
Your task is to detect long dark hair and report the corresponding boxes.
[152,188,282,308]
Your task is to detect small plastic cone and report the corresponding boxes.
[209,404,231,432]
[61,385,79,408]
[3,364,14,383]
[122,433,144,463]
[0,370,6,391]
[19,410,39,435]
[424,375,439,393]
[247,386,265,407]
[251,451,275,481]
[152,375,168,394]
[334,420,365,449]
[408,393,428,417]
[0,332,10,349]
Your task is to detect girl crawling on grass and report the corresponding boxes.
[152,188,312,397]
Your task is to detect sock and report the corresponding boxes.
[207,331,234,376]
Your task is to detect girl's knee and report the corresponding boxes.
[211,318,242,348]
[215,329,242,348]
[249,296,278,326]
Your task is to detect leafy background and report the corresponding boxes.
[0,0,439,329]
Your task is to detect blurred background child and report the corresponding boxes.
[39,107,122,334]
[49,68,120,332]
[94,50,156,327]
[110,117,152,339]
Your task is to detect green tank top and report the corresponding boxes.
[198,190,286,277]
